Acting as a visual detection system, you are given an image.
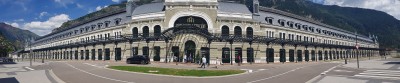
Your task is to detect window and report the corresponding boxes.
[295,23,302,29]
[302,25,308,31]
[265,17,274,24]
[287,21,294,28]
[91,25,96,31]
[104,21,110,27]
[97,23,103,29]
[278,19,285,26]
[142,26,149,37]
[154,25,161,37]
[114,18,121,25]
[221,26,229,37]
[246,27,253,38]
[132,27,138,38]
[234,26,242,37]
[80,28,84,33]
[85,26,90,32]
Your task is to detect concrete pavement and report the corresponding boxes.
[0,61,63,83]
[309,57,400,83]
[29,60,339,83]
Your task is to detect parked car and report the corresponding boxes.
[126,55,150,64]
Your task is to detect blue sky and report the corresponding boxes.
[0,0,125,36]
[1,0,399,36]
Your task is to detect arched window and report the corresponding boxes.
[154,25,161,37]
[221,26,229,37]
[246,27,253,38]
[132,27,138,38]
[234,26,242,37]
[142,26,149,37]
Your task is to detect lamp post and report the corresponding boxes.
[356,31,359,68]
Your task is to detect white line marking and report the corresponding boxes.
[354,75,400,80]
[65,63,134,83]
[247,66,305,83]
[365,70,400,73]
[25,67,35,70]
[359,73,400,77]
[360,72,400,74]
[321,65,340,75]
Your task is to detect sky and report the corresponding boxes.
[1,0,399,36]
[0,0,124,36]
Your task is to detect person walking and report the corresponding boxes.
[215,57,220,69]
[200,56,206,69]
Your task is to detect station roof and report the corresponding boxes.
[218,2,252,14]
[132,2,165,15]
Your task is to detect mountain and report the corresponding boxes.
[0,34,14,57]
[248,0,400,49]
[0,22,40,50]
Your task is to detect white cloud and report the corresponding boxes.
[4,22,20,28]
[95,5,108,11]
[13,19,24,22]
[54,0,74,8]
[320,0,400,20]
[96,6,102,11]
[23,14,71,36]
[39,12,48,19]
[11,23,20,28]
[112,0,120,3]
[76,3,83,8]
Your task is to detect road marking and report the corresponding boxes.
[321,65,340,75]
[240,69,253,73]
[65,63,134,83]
[246,66,306,83]
[333,69,354,73]
[25,67,35,71]
[354,69,400,80]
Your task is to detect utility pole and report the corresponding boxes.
[28,38,33,67]
[356,31,359,68]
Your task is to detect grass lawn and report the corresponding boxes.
[108,66,245,77]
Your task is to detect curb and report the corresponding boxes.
[48,69,66,83]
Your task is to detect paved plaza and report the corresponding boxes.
[1,56,399,83]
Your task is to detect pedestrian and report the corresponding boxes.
[201,56,206,69]
[215,57,220,69]
[183,55,187,63]
[237,55,241,66]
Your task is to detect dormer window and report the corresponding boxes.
[104,21,110,27]
[114,18,122,25]
[316,28,321,33]
[302,25,308,31]
[309,27,315,32]
[265,17,274,24]
[295,23,302,29]
[85,26,90,32]
[75,30,78,34]
[91,25,96,31]
[278,19,286,27]
[80,28,84,33]
[97,23,103,29]
[287,21,294,28]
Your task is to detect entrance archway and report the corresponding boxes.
[184,40,196,63]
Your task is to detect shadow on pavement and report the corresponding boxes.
[384,62,400,64]
[0,62,17,64]
[0,77,19,83]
